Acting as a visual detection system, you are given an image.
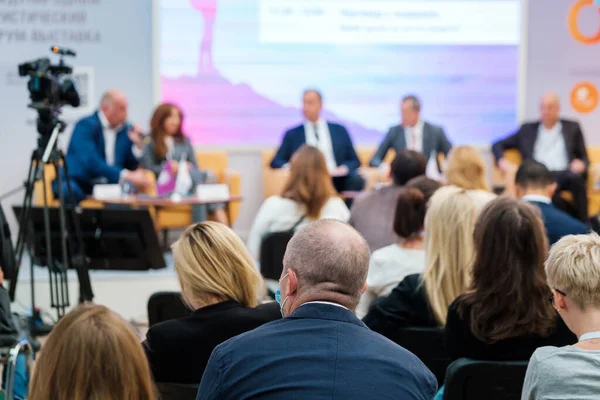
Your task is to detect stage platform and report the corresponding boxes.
[10,253,179,323]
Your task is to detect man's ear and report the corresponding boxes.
[515,185,523,199]
[287,269,298,296]
[547,183,558,198]
[361,282,367,295]
[554,289,568,312]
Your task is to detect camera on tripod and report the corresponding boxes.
[18,46,81,137]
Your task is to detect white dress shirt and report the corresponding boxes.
[304,118,338,172]
[98,110,143,168]
[405,120,424,152]
[522,194,552,204]
[533,122,569,171]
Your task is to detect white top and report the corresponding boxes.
[165,136,175,159]
[247,196,350,263]
[533,122,569,171]
[405,120,424,153]
[522,194,552,204]
[98,110,143,167]
[304,118,337,172]
[356,245,426,318]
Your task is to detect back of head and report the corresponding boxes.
[422,185,480,325]
[546,233,600,310]
[391,150,427,185]
[172,221,262,308]
[446,146,489,191]
[394,188,427,239]
[282,145,336,219]
[515,160,555,193]
[460,196,554,343]
[405,176,442,203]
[29,304,154,400]
[283,220,370,310]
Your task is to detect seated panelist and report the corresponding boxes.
[270,90,364,193]
[369,95,452,169]
[492,92,589,222]
[54,90,149,204]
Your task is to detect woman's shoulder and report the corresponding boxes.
[322,197,350,218]
[262,196,298,209]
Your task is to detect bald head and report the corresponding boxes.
[280,220,370,314]
[540,92,560,128]
[100,90,128,128]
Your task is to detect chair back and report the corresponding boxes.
[443,358,529,400]
[147,292,191,326]
[156,382,199,400]
[386,327,450,386]
[259,216,305,280]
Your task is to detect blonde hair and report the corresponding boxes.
[173,222,262,308]
[421,185,481,325]
[546,233,600,309]
[282,145,337,219]
[28,304,155,400]
[446,146,490,192]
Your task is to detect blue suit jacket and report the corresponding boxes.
[528,201,588,245]
[197,303,437,400]
[65,112,138,190]
[270,123,361,171]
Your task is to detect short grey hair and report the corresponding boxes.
[283,219,370,304]
[303,89,323,103]
[402,95,421,112]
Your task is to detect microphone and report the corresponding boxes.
[50,46,76,57]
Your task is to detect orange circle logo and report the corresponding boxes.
[571,82,599,113]
[568,0,600,44]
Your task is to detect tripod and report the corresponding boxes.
[9,120,93,325]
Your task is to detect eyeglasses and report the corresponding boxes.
[548,288,567,306]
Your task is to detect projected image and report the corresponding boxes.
[160,0,520,145]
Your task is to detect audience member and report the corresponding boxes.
[28,304,155,400]
[54,90,150,204]
[356,179,442,318]
[369,94,452,169]
[247,145,349,260]
[446,146,496,203]
[140,103,227,224]
[350,150,427,252]
[445,197,575,363]
[143,222,280,383]
[363,185,490,335]
[522,233,600,399]
[270,90,364,193]
[493,92,589,222]
[515,160,588,245]
[197,220,437,400]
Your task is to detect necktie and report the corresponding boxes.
[313,123,320,145]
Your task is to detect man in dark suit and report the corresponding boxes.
[54,90,149,204]
[516,160,588,245]
[270,90,364,193]
[369,94,452,168]
[197,220,437,400]
[493,92,589,221]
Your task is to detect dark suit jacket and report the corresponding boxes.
[270,122,361,170]
[143,300,280,384]
[369,122,452,167]
[445,297,576,362]
[65,112,138,191]
[363,274,438,338]
[197,303,437,400]
[491,119,589,168]
[527,200,589,245]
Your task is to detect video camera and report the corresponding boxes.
[18,46,80,138]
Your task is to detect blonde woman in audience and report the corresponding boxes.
[143,222,280,384]
[446,145,498,201]
[247,145,349,261]
[522,233,600,399]
[28,304,155,400]
[363,185,491,334]
[356,178,441,318]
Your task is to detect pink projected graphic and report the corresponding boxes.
[160,1,519,146]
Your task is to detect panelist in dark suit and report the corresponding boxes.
[492,92,589,221]
[270,90,364,193]
[197,220,437,400]
[54,90,149,204]
[515,160,588,245]
[370,95,452,168]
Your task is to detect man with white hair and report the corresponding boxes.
[54,90,150,204]
[492,92,589,222]
[197,220,437,400]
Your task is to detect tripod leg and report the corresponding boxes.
[58,155,93,302]
[39,162,60,318]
